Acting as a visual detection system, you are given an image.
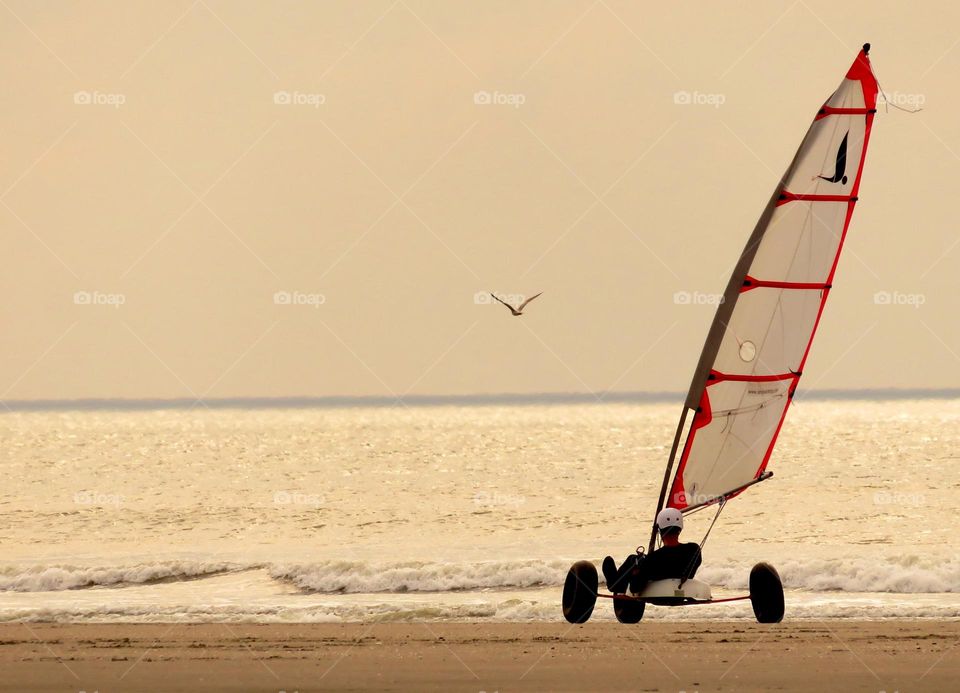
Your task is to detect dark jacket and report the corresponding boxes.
[639,542,702,582]
[610,543,704,594]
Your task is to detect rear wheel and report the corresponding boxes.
[613,597,645,624]
[562,561,598,624]
[750,562,784,623]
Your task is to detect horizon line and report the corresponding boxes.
[2,388,959,412]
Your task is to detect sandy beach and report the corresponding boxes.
[1,620,956,692]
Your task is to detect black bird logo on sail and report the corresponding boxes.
[818,131,849,185]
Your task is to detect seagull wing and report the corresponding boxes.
[517,292,543,311]
[490,293,518,313]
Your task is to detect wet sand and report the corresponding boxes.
[1,620,957,692]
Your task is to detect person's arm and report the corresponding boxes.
[630,549,661,588]
[681,544,702,579]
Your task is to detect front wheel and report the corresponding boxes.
[749,562,784,623]
[562,561,598,624]
[613,597,645,623]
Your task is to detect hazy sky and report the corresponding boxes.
[2,1,957,401]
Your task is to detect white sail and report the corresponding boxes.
[663,45,879,512]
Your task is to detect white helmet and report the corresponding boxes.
[656,507,684,534]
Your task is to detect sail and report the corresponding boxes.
[664,45,878,512]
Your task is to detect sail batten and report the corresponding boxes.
[662,45,878,514]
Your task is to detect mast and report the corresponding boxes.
[648,407,688,553]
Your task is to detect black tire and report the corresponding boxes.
[613,597,645,624]
[562,561,598,624]
[750,562,785,623]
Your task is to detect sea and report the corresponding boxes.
[1,398,958,623]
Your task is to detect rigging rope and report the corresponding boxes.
[875,74,923,114]
[679,497,727,588]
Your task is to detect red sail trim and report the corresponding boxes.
[668,388,713,510]
[846,46,878,110]
[707,370,797,384]
[741,276,831,292]
[777,192,857,205]
[845,111,876,200]
[814,106,876,120]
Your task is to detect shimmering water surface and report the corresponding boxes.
[1,400,958,621]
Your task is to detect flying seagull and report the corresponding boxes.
[490,292,542,316]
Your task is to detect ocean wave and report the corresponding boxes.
[268,559,571,593]
[699,555,960,594]
[0,561,246,592]
[2,555,958,595]
[271,555,960,595]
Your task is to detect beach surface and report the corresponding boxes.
[1,620,956,692]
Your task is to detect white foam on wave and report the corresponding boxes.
[269,559,571,593]
[4,592,960,624]
[699,555,960,594]
[2,554,958,595]
[0,561,245,592]
[272,555,960,595]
